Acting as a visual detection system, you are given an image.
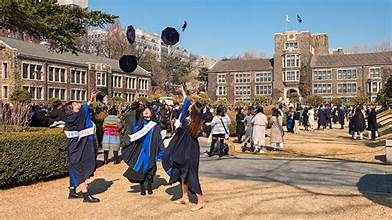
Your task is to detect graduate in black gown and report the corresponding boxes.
[64,92,99,203]
[162,85,205,211]
[122,98,164,196]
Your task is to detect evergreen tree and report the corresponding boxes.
[0,0,117,54]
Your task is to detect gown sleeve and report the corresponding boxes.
[178,96,191,126]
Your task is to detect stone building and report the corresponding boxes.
[0,36,151,103]
[57,0,89,8]
[208,31,392,104]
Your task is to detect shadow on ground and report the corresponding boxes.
[165,182,197,204]
[128,175,167,193]
[356,174,392,208]
[88,178,118,195]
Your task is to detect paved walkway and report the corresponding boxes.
[198,151,392,194]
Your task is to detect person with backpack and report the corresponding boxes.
[206,105,231,157]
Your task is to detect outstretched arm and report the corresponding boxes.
[178,85,191,124]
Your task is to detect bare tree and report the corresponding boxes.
[241,49,269,60]
[349,40,391,53]
[102,19,134,60]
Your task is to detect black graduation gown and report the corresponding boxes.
[236,113,245,136]
[65,104,97,188]
[367,110,378,131]
[353,112,366,132]
[122,117,164,183]
[162,97,203,195]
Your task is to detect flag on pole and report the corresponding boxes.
[297,15,303,23]
[286,15,291,23]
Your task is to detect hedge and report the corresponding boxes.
[0,128,67,189]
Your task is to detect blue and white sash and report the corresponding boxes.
[64,123,96,140]
[129,121,157,142]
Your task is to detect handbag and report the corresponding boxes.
[219,117,230,139]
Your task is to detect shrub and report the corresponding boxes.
[351,96,369,105]
[229,120,237,137]
[0,103,31,130]
[0,128,67,189]
[10,89,31,104]
[253,95,267,106]
[304,95,324,107]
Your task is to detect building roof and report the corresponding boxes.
[311,51,392,68]
[209,58,273,73]
[0,36,150,76]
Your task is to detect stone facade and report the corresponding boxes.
[0,37,151,103]
[208,31,392,104]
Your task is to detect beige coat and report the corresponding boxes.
[270,115,284,143]
[251,112,268,146]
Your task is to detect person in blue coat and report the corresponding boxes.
[317,105,326,130]
[122,101,164,196]
[286,107,295,133]
[337,104,346,129]
[162,85,205,211]
[64,92,99,203]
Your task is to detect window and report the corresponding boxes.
[22,63,43,80]
[126,93,135,102]
[369,67,381,78]
[367,81,382,94]
[235,73,251,83]
[337,69,357,80]
[313,70,332,81]
[113,92,122,97]
[126,77,137,89]
[337,83,357,94]
[217,73,226,83]
[235,97,251,103]
[96,72,107,86]
[2,62,8,79]
[255,72,272,83]
[255,85,272,95]
[235,85,251,96]
[70,89,86,101]
[2,85,8,99]
[23,86,43,100]
[70,70,86,84]
[48,88,66,100]
[112,75,123,88]
[285,42,298,50]
[48,67,66,83]
[313,83,332,94]
[282,54,300,68]
[283,70,300,81]
[138,78,149,90]
[216,85,227,96]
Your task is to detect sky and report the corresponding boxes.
[89,0,392,60]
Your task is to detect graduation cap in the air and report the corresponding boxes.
[119,55,138,73]
[161,27,180,45]
[126,25,136,45]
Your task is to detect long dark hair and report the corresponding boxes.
[187,101,203,138]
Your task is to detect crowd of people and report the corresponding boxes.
[230,102,380,154]
[21,90,382,211]
[59,86,205,211]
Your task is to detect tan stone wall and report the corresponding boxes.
[0,45,17,100]
[0,47,151,102]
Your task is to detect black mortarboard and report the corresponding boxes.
[126,25,136,45]
[119,55,138,73]
[161,27,180,45]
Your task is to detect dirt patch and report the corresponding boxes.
[0,163,391,220]
[226,123,386,163]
